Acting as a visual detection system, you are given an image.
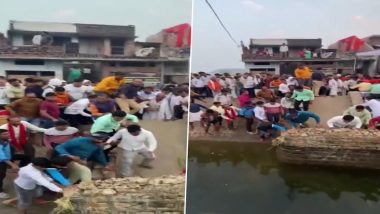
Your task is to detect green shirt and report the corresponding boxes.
[90,114,139,134]
[370,84,380,94]
[291,89,314,102]
[343,106,372,125]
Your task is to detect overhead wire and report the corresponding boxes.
[204,0,240,47]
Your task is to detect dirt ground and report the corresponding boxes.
[0,119,187,214]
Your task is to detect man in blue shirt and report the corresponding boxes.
[257,122,287,141]
[285,109,321,128]
[54,134,112,173]
[0,129,20,199]
[239,101,256,134]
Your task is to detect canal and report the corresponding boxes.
[186,141,380,214]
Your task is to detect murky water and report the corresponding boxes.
[186,141,380,214]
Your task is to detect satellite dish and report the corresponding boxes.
[32,34,42,45]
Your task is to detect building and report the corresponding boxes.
[241,38,372,76]
[0,20,190,84]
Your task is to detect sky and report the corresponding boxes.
[0,0,192,41]
[191,0,380,72]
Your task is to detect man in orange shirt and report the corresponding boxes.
[93,72,126,96]
[207,77,222,97]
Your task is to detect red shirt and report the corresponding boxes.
[365,79,380,84]
[40,100,60,119]
[369,116,380,128]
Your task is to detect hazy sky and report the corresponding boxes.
[191,0,380,72]
[0,0,192,41]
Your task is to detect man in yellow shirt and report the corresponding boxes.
[294,65,312,86]
[93,72,126,96]
[350,81,372,92]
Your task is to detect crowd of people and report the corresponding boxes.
[190,65,380,140]
[0,72,189,213]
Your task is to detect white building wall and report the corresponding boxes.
[162,61,189,84]
[244,62,280,75]
[79,38,102,55]
[0,59,63,78]
[12,34,24,46]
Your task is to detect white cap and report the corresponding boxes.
[48,78,63,87]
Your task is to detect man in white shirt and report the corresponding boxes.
[200,72,212,97]
[214,89,232,106]
[280,43,289,58]
[107,124,157,177]
[14,158,63,213]
[0,76,9,108]
[327,115,362,129]
[42,78,63,98]
[172,90,189,119]
[287,76,299,87]
[64,79,87,101]
[278,79,290,96]
[363,98,380,118]
[63,94,98,126]
[241,73,257,98]
[254,101,267,121]
[191,74,205,95]
[137,87,157,101]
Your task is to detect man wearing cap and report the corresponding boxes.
[42,78,63,98]
[116,80,144,114]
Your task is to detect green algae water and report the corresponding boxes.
[186,141,380,214]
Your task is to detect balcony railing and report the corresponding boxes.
[242,51,337,61]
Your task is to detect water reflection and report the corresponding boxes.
[187,141,380,214]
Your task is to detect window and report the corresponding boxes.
[23,35,34,45]
[253,62,270,65]
[15,60,45,65]
[111,39,125,55]
[119,62,146,67]
[40,71,55,76]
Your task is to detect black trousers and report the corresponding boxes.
[0,162,6,192]
[192,87,204,95]
[245,88,255,98]
[294,100,310,111]
[11,143,34,167]
[246,118,254,132]
[174,105,185,119]
[267,113,280,123]
[64,114,94,127]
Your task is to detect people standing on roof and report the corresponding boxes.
[280,43,289,58]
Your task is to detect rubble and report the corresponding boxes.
[68,176,185,214]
